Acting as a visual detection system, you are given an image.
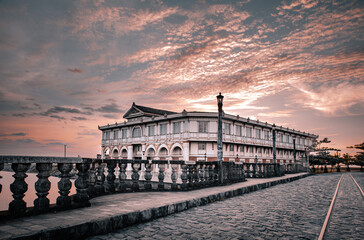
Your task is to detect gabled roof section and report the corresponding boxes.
[123,102,177,119]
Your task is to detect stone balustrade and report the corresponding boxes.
[0,156,305,218]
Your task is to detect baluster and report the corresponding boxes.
[233,163,237,182]
[187,164,193,189]
[209,164,214,185]
[88,161,97,198]
[158,164,165,191]
[0,163,3,194]
[264,165,268,178]
[9,163,30,215]
[241,164,245,181]
[95,160,105,195]
[74,162,90,207]
[204,163,209,186]
[198,163,204,187]
[275,163,279,177]
[246,163,250,178]
[33,163,52,212]
[213,164,219,185]
[132,162,140,191]
[57,163,72,208]
[118,162,127,192]
[106,161,116,193]
[171,164,178,191]
[144,162,152,191]
[252,163,257,178]
[194,164,200,188]
[226,162,230,183]
[258,163,262,178]
[234,164,238,182]
[181,164,188,191]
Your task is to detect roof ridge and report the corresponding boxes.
[134,104,177,114]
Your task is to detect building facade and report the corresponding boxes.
[99,103,318,165]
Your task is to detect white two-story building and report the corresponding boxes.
[99,103,318,164]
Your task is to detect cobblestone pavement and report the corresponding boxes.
[351,172,364,190]
[88,174,343,240]
[325,173,364,240]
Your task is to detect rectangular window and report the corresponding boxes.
[122,129,127,139]
[229,144,234,151]
[105,131,110,140]
[280,134,284,142]
[255,129,261,139]
[236,125,242,136]
[249,146,253,153]
[198,142,206,150]
[160,124,167,135]
[132,127,141,138]
[173,122,181,134]
[148,126,155,136]
[224,123,231,135]
[113,130,118,139]
[264,130,269,140]
[246,127,252,137]
[198,121,209,133]
[257,147,262,153]
[240,145,244,152]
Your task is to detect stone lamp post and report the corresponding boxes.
[293,136,296,173]
[272,124,277,176]
[217,92,224,184]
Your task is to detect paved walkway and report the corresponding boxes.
[88,173,345,240]
[0,173,308,240]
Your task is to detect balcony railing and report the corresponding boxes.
[102,135,309,151]
[0,156,306,218]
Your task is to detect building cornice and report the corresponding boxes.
[99,111,318,138]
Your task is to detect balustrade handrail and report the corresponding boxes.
[0,155,307,219]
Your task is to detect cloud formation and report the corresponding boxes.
[0,132,27,137]
[0,0,363,156]
[67,68,83,73]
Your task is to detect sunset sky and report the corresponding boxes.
[0,0,363,157]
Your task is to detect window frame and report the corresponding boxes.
[198,121,209,133]
[246,127,252,138]
[132,127,142,138]
[236,125,242,136]
[160,123,168,135]
[198,142,206,150]
[173,122,181,134]
[224,123,231,135]
[148,125,155,136]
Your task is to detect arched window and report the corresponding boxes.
[121,149,127,159]
[112,149,119,158]
[159,147,168,156]
[147,148,156,157]
[172,147,182,156]
[132,127,141,138]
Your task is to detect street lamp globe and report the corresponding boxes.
[216,92,224,105]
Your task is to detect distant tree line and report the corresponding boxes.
[309,139,364,173]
